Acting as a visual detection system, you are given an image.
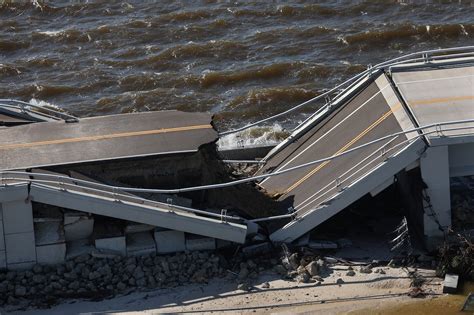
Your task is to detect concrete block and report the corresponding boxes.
[443,274,459,293]
[5,232,36,265]
[0,250,6,270]
[95,236,126,256]
[66,239,93,260]
[246,221,259,236]
[185,235,216,252]
[127,232,156,256]
[34,221,65,246]
[124,223,155,234]
[64,213,94,241]
[0,222,4,251]
[36,243,66,265]
[154,230,185,254]
[2,200,33,234]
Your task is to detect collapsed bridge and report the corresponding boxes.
[0,46,473,270]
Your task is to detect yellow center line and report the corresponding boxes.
[410,95,474,105]
[284,106,399,194]
[0,124,212,150]
[282,94,474,196]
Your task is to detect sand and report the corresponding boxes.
[10,265,443,314]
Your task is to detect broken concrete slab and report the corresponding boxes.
[185,235,216,251]
[443,274,459,293]
[154,230,185,254]
[5,232,36,266]
[34,221,65,246]
[95,236,126,256]
[127,232,156,256]
[462,292,474,312]
[66,239,93,260]
[64,212,94,242]
[36,243,66,265]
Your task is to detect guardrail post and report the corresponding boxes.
[325,95,332,109]
[381,147,388,161]
[336,177,343,192]
[113,188,121,202]
[220,209,227,223]
[58,176,67,192]
[367,64,373,77]
[166,198,174,213]
[435,124,444,137]
[422,53,429,63]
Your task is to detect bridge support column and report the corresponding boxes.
[0,185,37,269]
[0,206,5,269]
[420,146,451,250]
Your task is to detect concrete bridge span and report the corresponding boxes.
[258,58,474,248]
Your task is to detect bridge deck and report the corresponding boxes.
[393,65,474,141]
[257,74,416,213]
[0,111,217,171]
[263,60,474,242]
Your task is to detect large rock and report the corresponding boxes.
[305,261,319,277]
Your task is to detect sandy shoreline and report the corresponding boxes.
[9,265,443,315]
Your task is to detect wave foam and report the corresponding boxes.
[217,123,289,150]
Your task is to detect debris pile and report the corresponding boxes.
[437,233,474,281]
[234,245,337,290]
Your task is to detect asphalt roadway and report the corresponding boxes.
[257,78,411,215]
[0,110,217,170]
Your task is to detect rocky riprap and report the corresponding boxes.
[0,251,223,309]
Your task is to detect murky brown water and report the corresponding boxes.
[352,282,474,315]
[1,0,474,132]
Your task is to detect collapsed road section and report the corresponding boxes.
[0,108,251,270]
[0,47,473,272]
[257,55,474,249]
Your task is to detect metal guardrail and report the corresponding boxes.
[0,174,242,223]
[253,123,474,222]
[0,99,79,123]
[218,46,474,136]
[296,124,474,214]
[2,119,471,224]
[1,118,474,196]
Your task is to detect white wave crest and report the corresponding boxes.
[217,123,288,150]
[28,98,62,111]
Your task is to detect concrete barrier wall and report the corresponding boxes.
[2,199,37,269]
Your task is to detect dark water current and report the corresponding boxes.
[1,0,474,133]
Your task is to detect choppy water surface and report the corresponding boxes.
[1,0,473,132]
